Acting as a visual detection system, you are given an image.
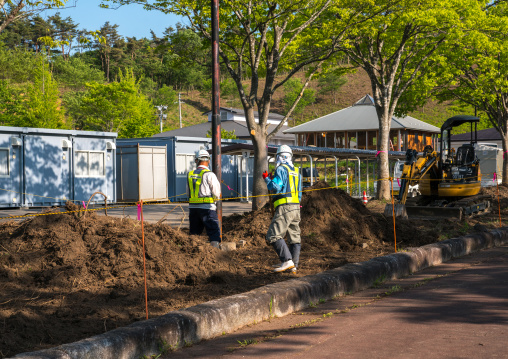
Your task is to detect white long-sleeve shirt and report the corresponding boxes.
[188,165,221,210]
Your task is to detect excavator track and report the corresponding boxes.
[404,195,491,220]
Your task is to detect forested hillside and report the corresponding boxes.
[0,12,491,137]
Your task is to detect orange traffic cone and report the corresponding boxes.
[362,191,368,204]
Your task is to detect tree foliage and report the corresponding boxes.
[0,0,66,34]
[206,128,237,139]
[0,50,66,128]
[317,69,347,104]
[79,69,158,138]
[283,78,315,124]
[433,2,508,183]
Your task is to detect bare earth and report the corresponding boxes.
[1,183,507,358]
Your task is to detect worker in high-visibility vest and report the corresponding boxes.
[187,149,221,247]
[263,145,302,273]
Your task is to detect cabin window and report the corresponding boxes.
[220,111,228,122]
[75,151,105,177]
[0,149,9,176]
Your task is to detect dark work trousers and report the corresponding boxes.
[189,208,221,242]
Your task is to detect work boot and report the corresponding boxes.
[210,241,220,248]
[273,260,295,273]
[289,243,301,269]
[271,239,292,263]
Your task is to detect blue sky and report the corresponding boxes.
[42,0,184,39]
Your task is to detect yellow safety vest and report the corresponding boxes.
[188,168,215,204]
[273,165,300,209]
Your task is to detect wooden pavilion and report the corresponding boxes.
[285,95,440,152]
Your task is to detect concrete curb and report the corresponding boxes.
[13,228,508,359]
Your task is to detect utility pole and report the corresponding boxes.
[179,93,183,128]
[211,0,222,235]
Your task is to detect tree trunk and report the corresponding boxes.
[251,129,269,210]
[502,135,508,185]
[376,105,392,200]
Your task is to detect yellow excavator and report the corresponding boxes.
[388,115,490,220]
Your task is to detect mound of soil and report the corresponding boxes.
[0,183,502,357]
[223,182,388,251]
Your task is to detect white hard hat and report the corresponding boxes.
[277,145,292,156]
[196,149,210,161]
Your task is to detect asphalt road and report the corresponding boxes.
[163,245,508,359]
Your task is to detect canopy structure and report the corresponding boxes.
[441,115,480,132]
[221,143,406,199]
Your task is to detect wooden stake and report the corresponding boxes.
[496,174,502,227]
[390,178,397,253]
[140,201,149,319]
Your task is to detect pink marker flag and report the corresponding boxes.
[137,203,141,221]
[375,150,387,157]
[397,178,400,187]
[493,173,497,182]
[82,201,86,209]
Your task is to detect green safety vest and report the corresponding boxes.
[188,168,215,204]
[273,165,300,209]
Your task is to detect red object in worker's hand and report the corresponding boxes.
[262,171,269,179]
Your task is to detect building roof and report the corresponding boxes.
[152,120,294,140]
[203,107,286,122]
[284,95,440,134]
[450,127,501,142]
[0,125,117,138]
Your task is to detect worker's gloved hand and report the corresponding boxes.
[262,171,270,179]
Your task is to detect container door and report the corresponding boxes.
[152,147,167,200]
[139,147,155,200]
[24,135,71,206]
[221,154,236,199]
[0,136,22,207]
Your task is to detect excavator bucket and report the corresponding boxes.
[404,206,463,220]
[384,204,408,219]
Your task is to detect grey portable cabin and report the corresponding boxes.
[0,126,117,207]
[117,136,253,201]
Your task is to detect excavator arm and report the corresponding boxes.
[397,148,438,205]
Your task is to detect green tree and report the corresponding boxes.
[79,69,158,138]
[91,22,124,82]
[0,0,66,34]
[52,56,105,90]
[335,0,486,199]
[0,55,66,128]
[283,78,316,124]
[433,2,508,183]
[163,25,207,91]
[151,84,177,108]
[317,69,347,104]
[48,12,78,60]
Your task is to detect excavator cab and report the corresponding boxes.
[436,115,481,197]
